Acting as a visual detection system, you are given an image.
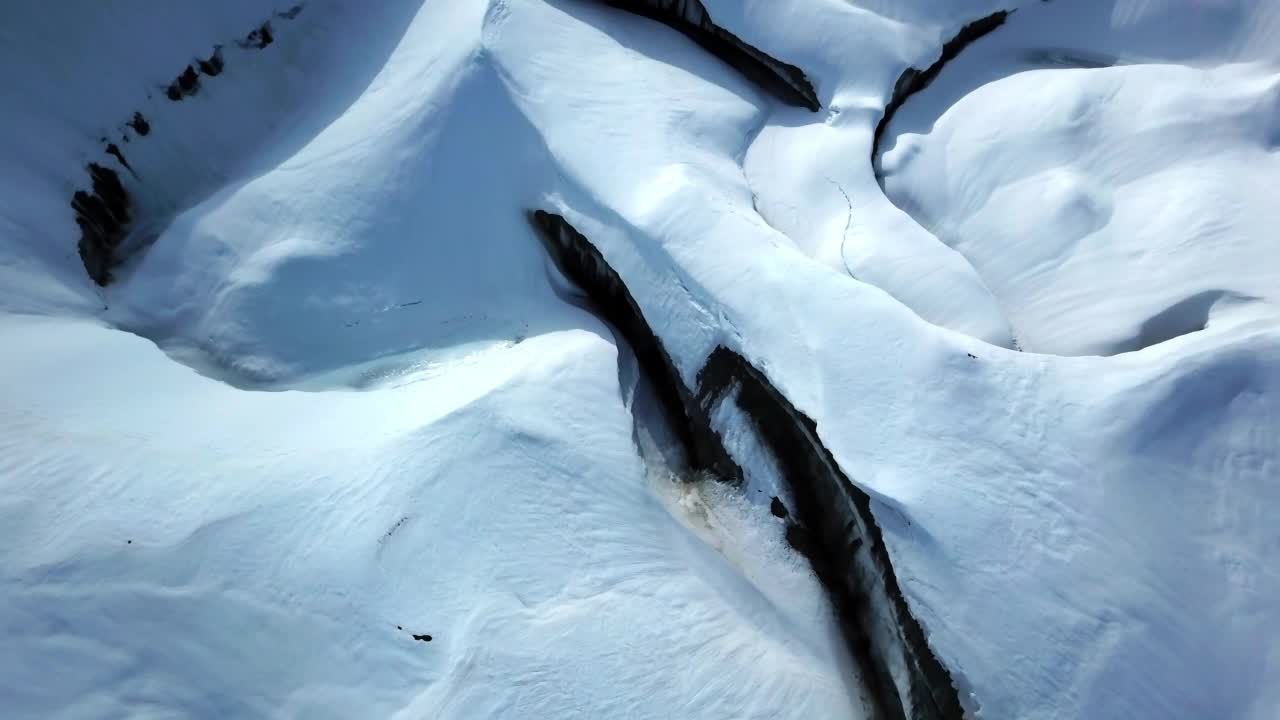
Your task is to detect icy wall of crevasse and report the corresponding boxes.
[532,210,963,720]
[530,210,744,481]
[872,9,1011,183]
[698,348,963,720]
[599,0,820,111]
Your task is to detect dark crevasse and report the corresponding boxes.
[72,163,131,286]
[529,209,964,720]
[598,0,821,111]
[528,210,744,482]
[872,10,1012,180]
[698,350,964,720]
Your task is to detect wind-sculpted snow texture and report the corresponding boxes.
[3,1,1280,719]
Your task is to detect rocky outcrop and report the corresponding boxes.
[529,209,964,720]
[72,163,131,286]
[599,0,820,111]
[698,348,964,720]
[70,5,307,285]
[127,112,151,137]
[873,10,1011,177]
[165,64,202,101]
[529,210,744,481]
[197,47,225,77]
[239,22,276,50]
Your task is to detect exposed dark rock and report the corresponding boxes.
[528,210,743,482]
[397,625,432,642]
[72,163,131,286]
[698,347,964,720]
[873,10,1012,176]
[241,22,275,49]
[167,65,201,101]
[71,11,307,285]
[198,47,225,77]
[104,143,133,174]
[179,65,199,91]
[529,209,965,719]
[599,0,820,111]
[770,496,789,519]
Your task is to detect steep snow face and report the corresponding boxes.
[699,0,1023,349]
[879,0,1280,355]
[483,1,1280,718]
[2,1,1280,719]
[0,1,861,718]
[0,0,429,302]
[1,0,582,387]
[0,317,859,719]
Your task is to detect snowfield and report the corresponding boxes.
[2,1,1278,719]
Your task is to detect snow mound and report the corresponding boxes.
[880,0,1280,355]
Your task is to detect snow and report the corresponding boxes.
[878,0,1280,355]
[0,314,858,718]
[2,0,1279,719]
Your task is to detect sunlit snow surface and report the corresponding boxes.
[2,1,1278,718]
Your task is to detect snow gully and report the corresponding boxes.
[529,210,964,720]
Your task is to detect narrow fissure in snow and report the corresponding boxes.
[872,9,1012,183]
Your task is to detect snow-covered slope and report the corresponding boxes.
[2,1,1278,719]
[879,0,1280,355]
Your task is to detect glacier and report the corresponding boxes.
[1,1,1278,718]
